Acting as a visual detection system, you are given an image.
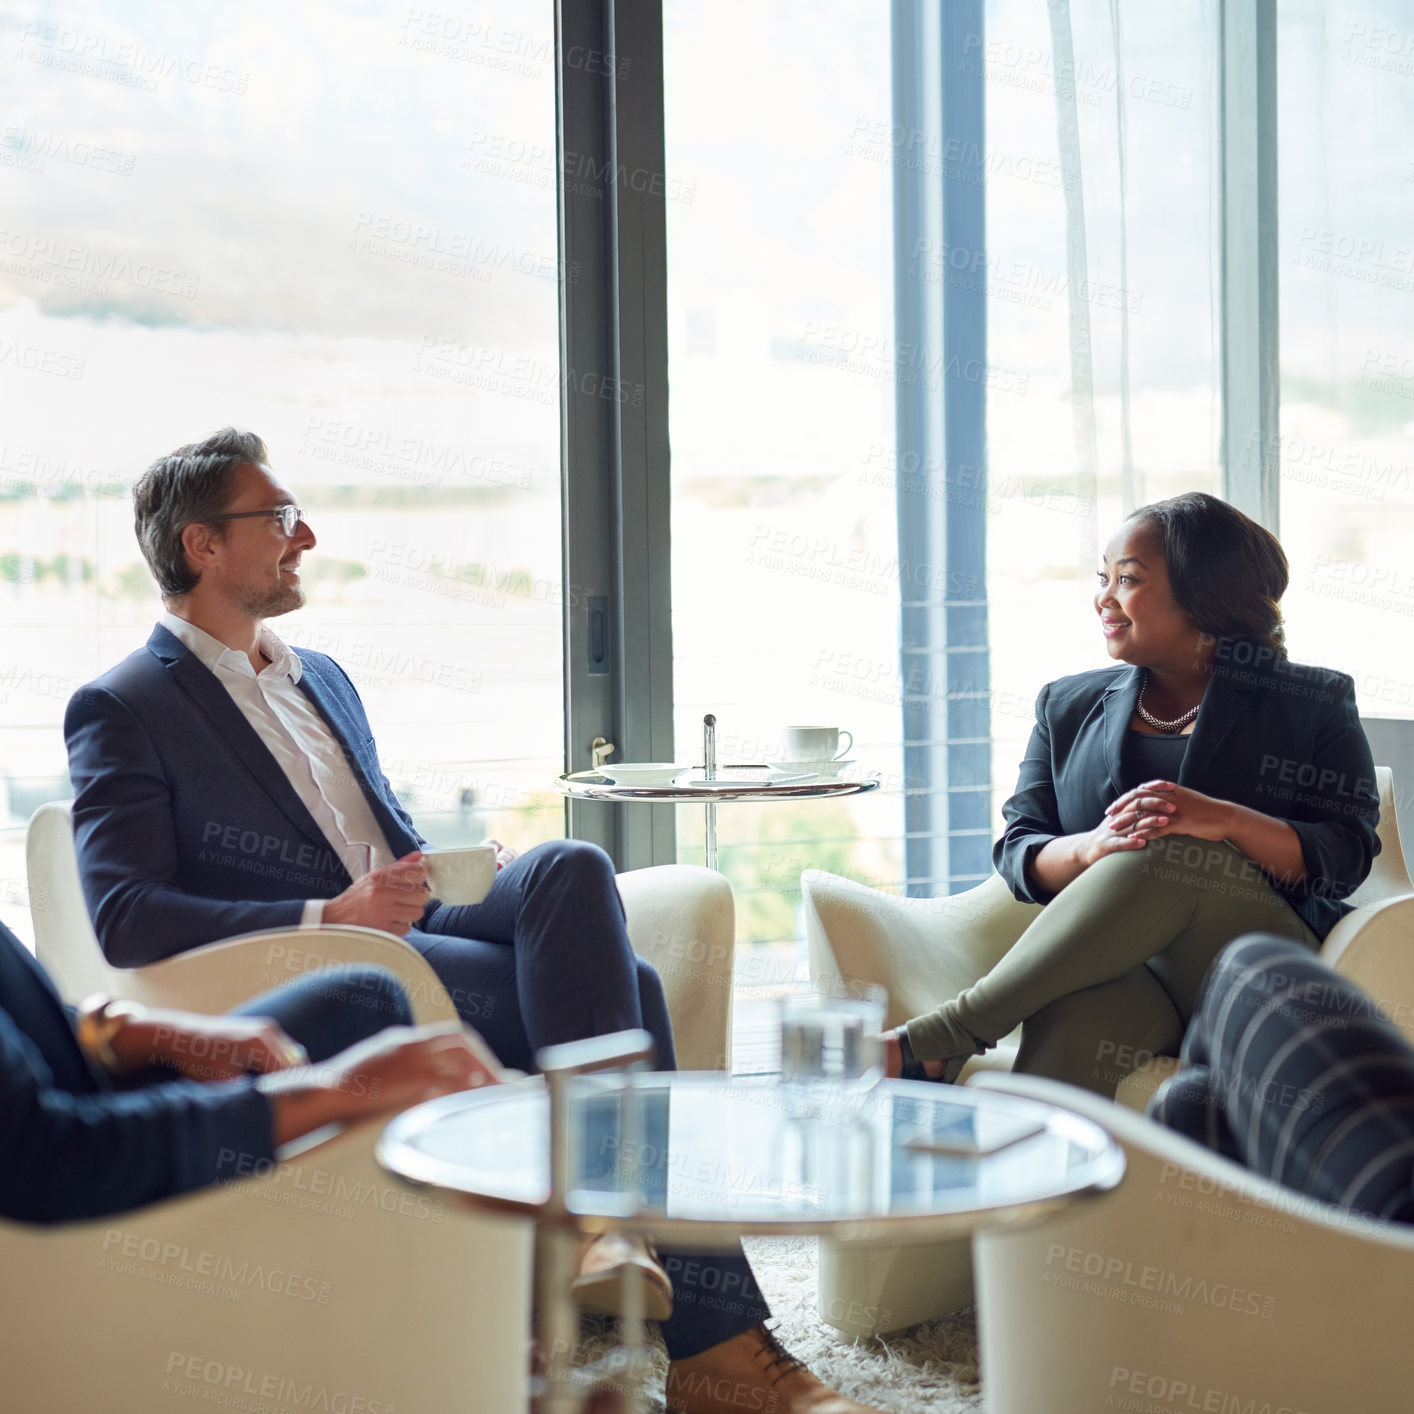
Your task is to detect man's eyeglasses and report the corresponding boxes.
[206,505,306,537]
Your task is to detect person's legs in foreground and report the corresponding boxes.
[1151,935,1414,1222]
[233,964,413,1061]
[905,836,1317,1096]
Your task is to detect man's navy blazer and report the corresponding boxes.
[0,920,271,1222]
[993,640,1380,940]
[65,624,434,967]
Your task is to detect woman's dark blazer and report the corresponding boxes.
[993,639,1380,941]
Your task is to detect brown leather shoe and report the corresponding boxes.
[572,1233,674,1322]
[666,1323,892,1413]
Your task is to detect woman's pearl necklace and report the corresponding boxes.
[1136,673,1201,734]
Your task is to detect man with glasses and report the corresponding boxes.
[64,428,661,1068]
[63,428,890,1414]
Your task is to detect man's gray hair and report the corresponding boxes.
[133,428,269,596]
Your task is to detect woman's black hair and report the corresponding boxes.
[1127,492,1288,656]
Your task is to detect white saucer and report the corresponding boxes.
[596,763,688,786]
[681,777,769,789]
[773,759,854,782]
[680,769,777,788]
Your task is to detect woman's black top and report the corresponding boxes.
[1122,729,1190,791]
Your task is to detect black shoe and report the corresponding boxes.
[897,1027,973,1084]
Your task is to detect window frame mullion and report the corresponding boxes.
[556,0,675,868]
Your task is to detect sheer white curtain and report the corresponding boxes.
[1277,0,1414,711]
[984,0,1222,817]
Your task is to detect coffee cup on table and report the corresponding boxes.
[423,843,498,906]
[781,725,853,765]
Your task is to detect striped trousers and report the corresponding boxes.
[1150,934,1414,1223]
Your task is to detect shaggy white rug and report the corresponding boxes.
[579,1235,985,1413]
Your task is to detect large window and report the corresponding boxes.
[0,2,563,941]
[664,1,902,958]
[2,1,1399,957]
[662,0,1222,958]
[1278,0,1414,711]
[983,0,1221,815]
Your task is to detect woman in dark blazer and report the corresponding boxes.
[887,492,1380,1094]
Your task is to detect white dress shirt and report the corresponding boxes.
[159,611,397,927]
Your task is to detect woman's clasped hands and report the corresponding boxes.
[1093,778,1237,855]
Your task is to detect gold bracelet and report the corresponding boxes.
[75,993,147,1075]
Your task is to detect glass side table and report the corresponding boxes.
[378,1034,1125,1413]
[555,716,881,869]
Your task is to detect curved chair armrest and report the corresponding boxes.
[1318,893,1414,1043]
[616,864,735,1071]
[111,925,460,1024]
[802,869,1041,1028]
[969,1068,1414,1243]
[1111,1054,1182,1113]
[1,1116,531,1414]
[967,1070,1414,1414]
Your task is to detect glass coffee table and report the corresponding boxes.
[378,1033,1124,1412]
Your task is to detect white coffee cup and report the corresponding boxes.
[781,725,853,763]
[423,843,498,906]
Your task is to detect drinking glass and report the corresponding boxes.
[776,983,886,1210]
[778,983,887,1089]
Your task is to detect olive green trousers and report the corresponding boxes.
[904,835,1318,1097]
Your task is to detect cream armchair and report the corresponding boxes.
[617,862,735,1072]
[27,801,735,1070]
[970,1069,1414,1414]
[2,1116,532,1414]
[14,802,737,1410]
[804,766,1412,1335]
